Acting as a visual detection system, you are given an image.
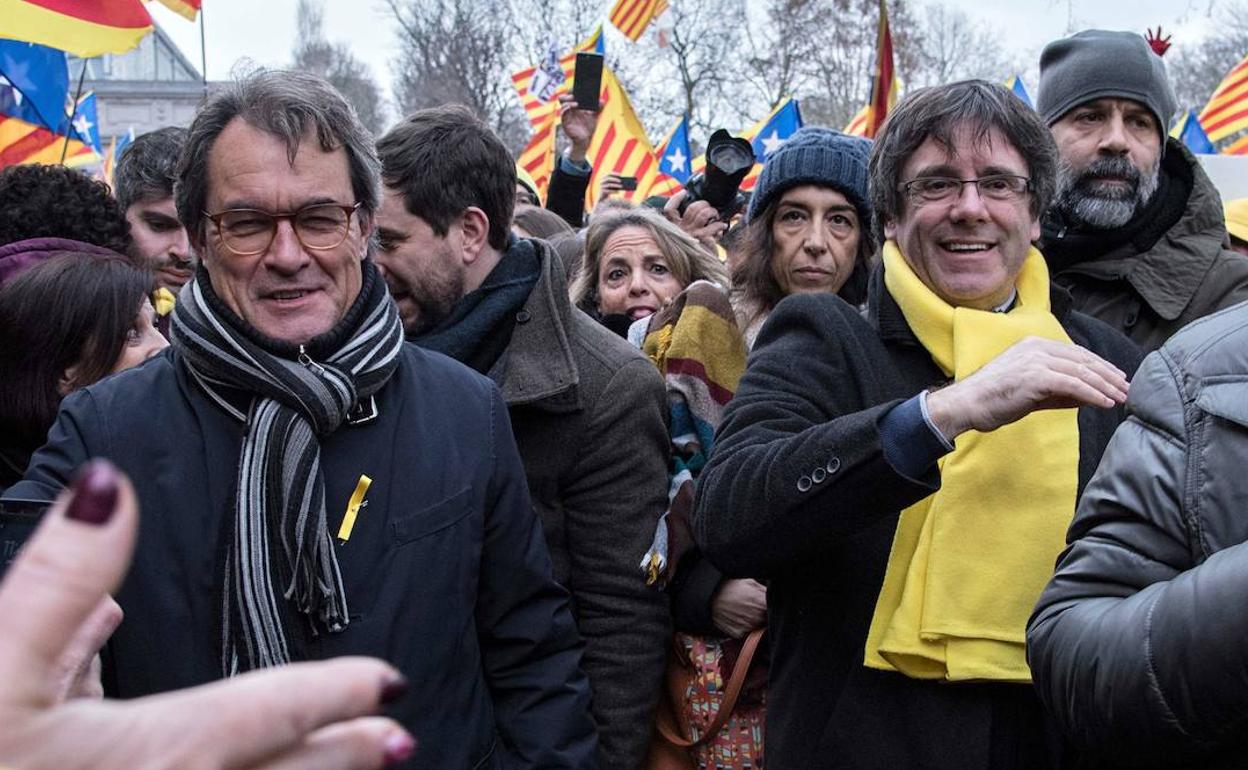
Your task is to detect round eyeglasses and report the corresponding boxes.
[900,175,1031,203]
[203,202,362,256]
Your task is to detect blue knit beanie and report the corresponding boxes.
[746,126,872,226]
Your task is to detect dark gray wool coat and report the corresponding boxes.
[694,268,1141,770]
[483,239,671,770]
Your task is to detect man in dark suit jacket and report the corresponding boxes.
[8,69,596,769]
[694,80,1142,769]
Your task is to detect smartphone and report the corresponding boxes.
[572,52,604,112]
[0,498,51,576]
[617,176,638,191]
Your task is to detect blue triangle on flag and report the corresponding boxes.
[751,99,803,163]
[1008,75,1033,108]
[0,40,70,132]
[69,92,102,154]
[659,115,692,185]
[1177,109,1216,155]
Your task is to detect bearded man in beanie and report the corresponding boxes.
[1038,29,1248,352]
[694,80,1140,768]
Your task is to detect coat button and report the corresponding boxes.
[797,475,813,492]
[827,457,841,474]
[516,309,532,323]
[812,467,827,484]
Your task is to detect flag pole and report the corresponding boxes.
[199,3,208,95]
[61,58,89,165]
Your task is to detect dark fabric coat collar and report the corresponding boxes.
[488,238,583,413]
[1043,140,1231,322]
[865,259,1076,345]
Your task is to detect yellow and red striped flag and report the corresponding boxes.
[844,106,870,137]
[585,66,664,209]
[609,0,668,43]
[511,27,602,130]
[0,113,93,169]
[511,28,603,200]
[865,0,896,138]
[1199,54,1248,144]
[1224,133,1248,156]
[153,0,201,21]
[0,0,153,57]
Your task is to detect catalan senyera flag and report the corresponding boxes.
[0,113,91,169]
[585,65,664,210]
[609,0,668,43]
[153,0,201,21]
[511,27,603,130]
[844,106,869,136]
[865,0,896,138]
[0,0,153,57]
[1198,53,1248,143]
[512,28,604,201]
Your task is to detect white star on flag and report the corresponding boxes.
[72,113,93,137]
[760,130,785,157]
[0,74,22,106]
[665,146,687,173]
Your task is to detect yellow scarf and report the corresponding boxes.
[863,241,1079,683]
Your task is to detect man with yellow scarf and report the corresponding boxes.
[693,80,1142,769]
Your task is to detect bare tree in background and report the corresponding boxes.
[909,4,1021,89]
[740,0,829,116]
[1167,1,1248,116]
[386,0,529,150]
[292,0,386,135]
[612,0,751,143]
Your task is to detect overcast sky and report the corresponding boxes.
[152,0,1226,101]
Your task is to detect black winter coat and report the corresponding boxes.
[1028,300,1248,768]
[7,344,598,770]
[693,269,1141,769]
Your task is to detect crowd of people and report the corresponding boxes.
[2,25,1248,770]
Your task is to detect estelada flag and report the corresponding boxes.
[0,112,92,169]
[1199,53,1248,144]
[609,0,668,42]
[153,0,200,21]
[0,0,153,57]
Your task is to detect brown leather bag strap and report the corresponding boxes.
[656,628,765,749]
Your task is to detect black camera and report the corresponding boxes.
[679,129,755,221]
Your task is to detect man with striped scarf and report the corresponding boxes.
[8,70,597,769]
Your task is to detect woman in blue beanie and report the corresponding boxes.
[734,127,875,347]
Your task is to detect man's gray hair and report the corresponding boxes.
[868,80,1058,242]
[175,68,381,243]
[114,126,187,211]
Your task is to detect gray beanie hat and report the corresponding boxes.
[1038,29,1177,140]
[746,126,872,225]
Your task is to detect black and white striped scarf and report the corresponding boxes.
[169,261,404,674]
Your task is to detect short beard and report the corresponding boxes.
[1055,154,1161,230]
[395,244,466,336]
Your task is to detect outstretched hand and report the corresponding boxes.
[925,336,1129,441]
[0,460,416,770]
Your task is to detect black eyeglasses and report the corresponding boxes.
[900,175,1031,203]
[203,202,361,256]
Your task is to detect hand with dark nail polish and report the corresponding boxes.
[0,459,415,770]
